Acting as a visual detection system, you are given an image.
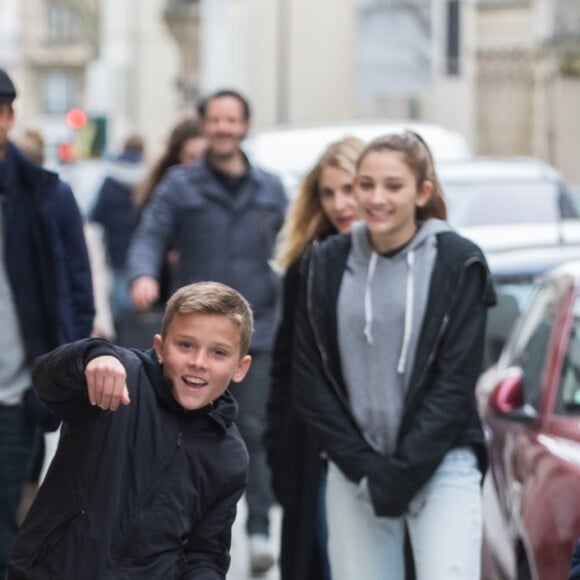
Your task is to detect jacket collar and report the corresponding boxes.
[187,155,274,210]
[4,141,58,198]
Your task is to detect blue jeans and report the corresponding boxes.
[315,467,332,580]
[326,448,483,580]
[0,404,36,578]
[111,268,132,317]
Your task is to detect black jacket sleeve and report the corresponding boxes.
[292,250,379,484]
[57,181,95,339]
[32,338,120,422]
[367,261,489,517]
[264,261,300,488]
[181,473,246,579]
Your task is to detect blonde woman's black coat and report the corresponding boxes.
[265,253,330,580]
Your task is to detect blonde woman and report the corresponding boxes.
[265,136,364,580]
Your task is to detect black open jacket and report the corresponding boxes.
[7,339,248,579]
[292,230,496,518]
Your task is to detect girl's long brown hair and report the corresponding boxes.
[356,131,447,221]
[133,117,204,211]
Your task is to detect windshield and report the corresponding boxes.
[443,180,560,227]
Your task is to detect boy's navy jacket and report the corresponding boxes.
[7,338,249,580]
[292,230,496,518]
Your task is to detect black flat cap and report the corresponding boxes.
[0,68,17,103]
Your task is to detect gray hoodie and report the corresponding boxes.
[337,218,451,454]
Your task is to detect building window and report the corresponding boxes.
[355,0,432,114]
[446,0,461,75]
[46,4,82,44]
[41,70,75,114]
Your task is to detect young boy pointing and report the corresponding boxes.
[7,281,252,579]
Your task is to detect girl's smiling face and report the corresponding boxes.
[354,149,432,253]
[154,312,251,411]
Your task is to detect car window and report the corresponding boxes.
[483,279,536,370]
[443,181,560,227]
[502,280,562,409]
[556,296,580,415]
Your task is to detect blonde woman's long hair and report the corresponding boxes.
[274,136,365,273]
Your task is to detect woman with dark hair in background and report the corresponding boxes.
[265,136,365,580]
[133,116,207,213]
[131,116,207,307]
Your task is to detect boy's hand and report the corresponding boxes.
[85,356,131,411]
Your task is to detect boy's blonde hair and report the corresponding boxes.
[161,281,254,356]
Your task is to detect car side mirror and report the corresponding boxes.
[488,369,538,424]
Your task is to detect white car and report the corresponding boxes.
[439,156,578,228]
[244,119,474,197]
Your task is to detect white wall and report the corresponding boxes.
[87,0,179,158]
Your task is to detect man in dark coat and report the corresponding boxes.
[0,67,95,577]
[127,89,287,575]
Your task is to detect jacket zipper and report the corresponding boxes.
[306,251,367,439]
[398,255,488,427]
[109,427,183,570]
[308,250,488,443]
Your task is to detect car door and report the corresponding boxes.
[485,274,573,531]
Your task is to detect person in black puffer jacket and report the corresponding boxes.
[7,281,252,579]
[264,136,364,580]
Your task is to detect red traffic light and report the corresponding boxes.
[65,108,87,130]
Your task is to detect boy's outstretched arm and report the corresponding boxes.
[32,338,130,421]
[181,475,246,579]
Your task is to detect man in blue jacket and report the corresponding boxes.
[0,67,95,577]
[127,89,287,575]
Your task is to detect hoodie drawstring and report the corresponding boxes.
[397,251,415,374]
[364,251,378,344]
[364,249,415,374]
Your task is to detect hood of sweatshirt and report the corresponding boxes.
[350,218,451,373]
[338,218,451,453]
[106,160,148,189]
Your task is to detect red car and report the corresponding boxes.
[478,259,580,580]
